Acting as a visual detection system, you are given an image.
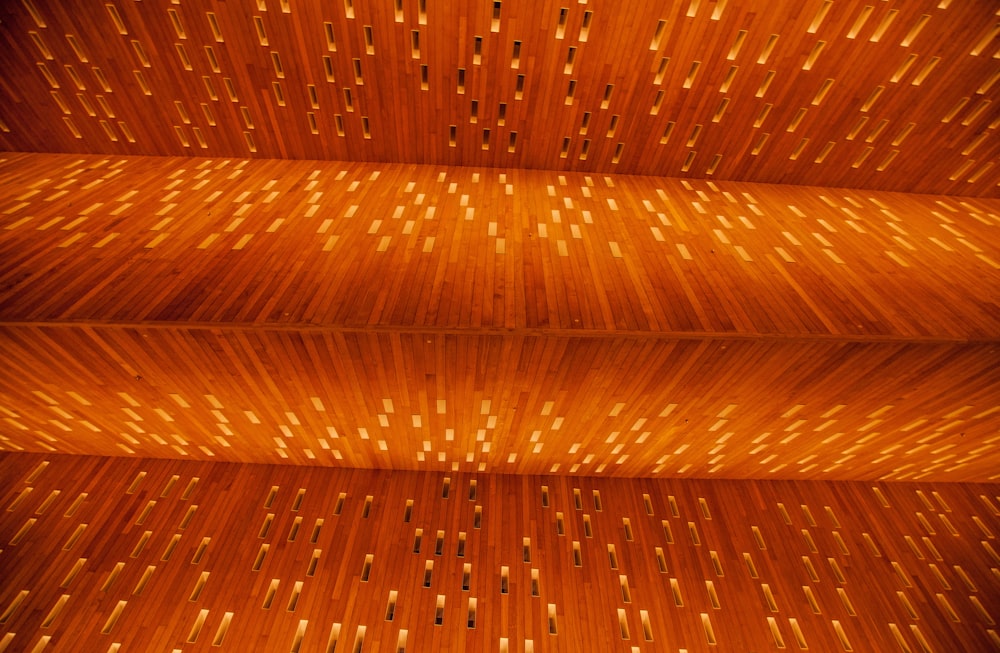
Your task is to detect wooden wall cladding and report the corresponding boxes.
[1,454,998,652]
[0,0,997,196]
[1,152,999,480]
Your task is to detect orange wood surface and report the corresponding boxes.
[0,152,998,480]
[0,0,997,196]
[1,453,998,652]
[1,153,998,336]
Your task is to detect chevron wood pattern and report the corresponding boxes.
[0,0,997,196]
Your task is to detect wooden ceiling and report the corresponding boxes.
[1,152,998,481]
[0,0,998,195]
[0,0,998,483]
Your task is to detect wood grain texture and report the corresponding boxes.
[0,152,998,480]
[1,152,998,336]
[0,0,997,196]
[1,325,999,481]
[0,454,998,652]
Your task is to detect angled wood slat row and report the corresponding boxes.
[0,454,997,652]
[0,0,997,195]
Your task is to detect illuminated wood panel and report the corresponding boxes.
[1,454,998,652]
[0,152,998,480]
[1,153,998,336]
[1,325,999,481]
[0,0,997,195]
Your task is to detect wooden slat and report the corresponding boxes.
[0,1,997,195]
[0,453,998,651]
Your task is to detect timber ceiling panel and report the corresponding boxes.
[1,153,998,480]
[1,454,999,651]
[0,0,998,195]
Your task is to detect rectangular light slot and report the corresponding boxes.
[288,516,303,541]
[363,25,374,54]
[727,30,747,60]
[531,569,540,596]
[901,14,930,47]
[361,554,373,581]
[547,604,558,634]
[847,6,873,39]
[466,597,477,628]
[640,609,654,641]
[833,620,852,651]
[757,34,779,64]
[870,9,898,42]
[579,10,592,41]
[435,595,445,625]
[212,612,233,646]
[702,613,716,645]
[101,600,127,634]
[60,558,87,588]
[670,578,684,606]
[491,1,501,32]
[688,521,701,545]
[768,617,786,648]
[252,543,269,571]
[720,65,738,92]
[1,590,29,624]
[290,620,307,653]
[191,537,210,564]
[912,57,939,86]
[179,506,197,530]
[801,40,826,71]
[423,561,433,587]
[803,556,820,582]
[762,584,779,611]
[206,12,223,42]
[744,552,759,578]
[602,83,614,108]
[262,579,280,609]
[617,608,630,640]
[808,1,832,33]
[286,581,303,611]
[683,63,700,89]
[757,70,775,97]
[650,20,667,50]
[608,114,620,137]
[187,608,209,642]
[804,586,821,614]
